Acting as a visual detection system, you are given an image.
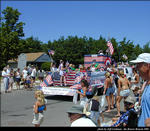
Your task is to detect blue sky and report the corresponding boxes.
[1,1,150,48]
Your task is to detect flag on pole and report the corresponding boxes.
[122,54,128,60]
[107,41,114,55]
[48,50,55,55]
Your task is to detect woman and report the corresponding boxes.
[76,79,89,107]
[8,69,14,92]
[116,70,130,117]
[130,68,140,93]
[15,68,21,90]
[103,72,115,112]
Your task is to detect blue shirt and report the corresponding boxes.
[112,108,135,127]
[138,84,150,127]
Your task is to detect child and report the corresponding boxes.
[88,95,104,126]
[25,73,31,90]
[76,79,89,107]
[32,90,46,127]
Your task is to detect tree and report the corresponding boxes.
[23,36,43,53]
[0,6,25,70]
[143,42,150,53]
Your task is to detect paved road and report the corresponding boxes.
[1,80,125,127]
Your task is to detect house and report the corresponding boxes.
[8,52,53,69]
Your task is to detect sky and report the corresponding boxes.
[1,1,150,48]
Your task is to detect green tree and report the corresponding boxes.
[0,6,25,69]
[143,42,150,53]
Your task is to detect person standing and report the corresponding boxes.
[22,67,28,88]
[59,60,64,86]
[67,105,96,127]
[8,68,14,92]
[76,79,89,107]
[2,67,9,93]
[103,72,115,112]
[130,53,150,127]
[31,66,37,87]
[15,68,21,90]
[130,68,140,93]
[116,70,130,117]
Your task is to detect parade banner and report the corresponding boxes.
[84,54,111,68]
[90,71,106,87]
[41,87,76,96]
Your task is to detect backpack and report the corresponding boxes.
[91,99,100,111]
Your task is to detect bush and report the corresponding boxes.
[41,62,51,71]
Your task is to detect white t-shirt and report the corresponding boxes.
[90,67,96,72]
[2,71,8,78]
[22,69,28,79]
[31,68,36,77]
[71,117,96,127]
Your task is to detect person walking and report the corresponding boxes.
[32,90,46,127]
[130,53,150,127]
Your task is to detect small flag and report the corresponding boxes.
[107,41,114,55]
[122,54,128,60]
[48,50,55,55]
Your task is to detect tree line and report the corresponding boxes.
[0,6,150,70]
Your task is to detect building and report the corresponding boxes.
[8,52,53,70]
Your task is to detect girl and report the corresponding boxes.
[32,90,46,127]
[76,79,89,107]
[59,60,65,86]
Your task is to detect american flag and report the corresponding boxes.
[40,73,53,87]
[122,54,128,60]
[107,41,114,55]
[48,50,55,55]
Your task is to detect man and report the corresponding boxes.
[111,95,137,127]
[31,66,37,87]
[130,53,150,127]
[67,105,96,127]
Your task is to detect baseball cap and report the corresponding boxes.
[130,53,150,64]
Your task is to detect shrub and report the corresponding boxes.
[41,62,51,71]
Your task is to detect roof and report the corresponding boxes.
[8,52,47,63]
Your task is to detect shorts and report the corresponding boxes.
[26,80,31,84]
[59,70,64,76]
[105,87,115,96]
[16,78,21,82]
[120,89,130,97]
[80,97,88,107]
[32,112,44,125]
[90,111,100,124]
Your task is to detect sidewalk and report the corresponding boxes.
[0,79,41,93]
